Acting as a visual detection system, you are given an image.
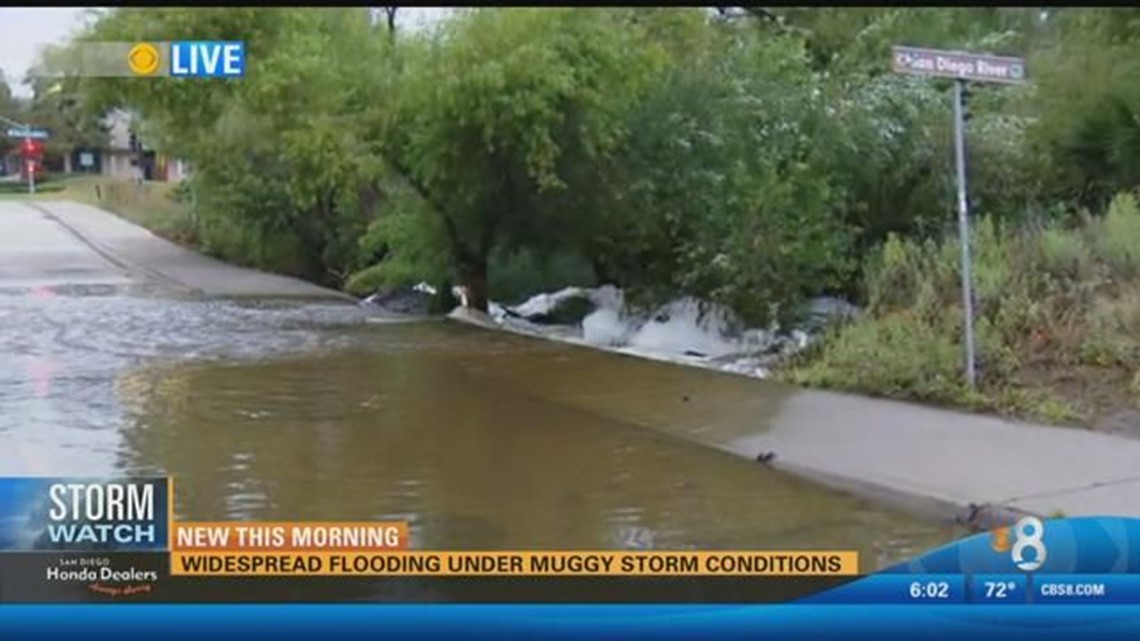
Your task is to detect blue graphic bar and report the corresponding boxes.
[970,574,1029,604]
[7,605,1140,640]
[799,574,966,604]
[881,516,1140,575]
[1031,574,1140,605]
[170,41,246,78]
[0,477,169,552]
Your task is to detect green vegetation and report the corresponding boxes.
[0,182,64,195]
[1,48,110,168]
[0,174,194,242]
[15,7,1140,427]
[64,176,195,244]
[783,194,1140,425]
[0,173,66,196]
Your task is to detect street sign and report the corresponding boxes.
[891,45,1028,389]
[892,46,1026,84]
[5,128,49,140]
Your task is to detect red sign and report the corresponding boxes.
[20,139,43,158]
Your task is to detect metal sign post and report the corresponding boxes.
[2,116,50,197]
[952,79,975,386]
[892,46,1027,388]
[26,156,35,195]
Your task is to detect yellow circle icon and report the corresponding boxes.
[990,526,1011,553]
[127,43,160,76]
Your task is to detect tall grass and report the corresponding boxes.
[44,176,197,245]
[783,192,1140,425]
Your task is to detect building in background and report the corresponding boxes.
[98,109,146,180]
[3,110,189,182]
[72,109,189,182]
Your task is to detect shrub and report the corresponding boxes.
[1090,192,1140,278]
[786,311,980,407]
[343,260,424,297]
[169,180,193,203]
[1034,224,1089,278]
[1080,288,1140,368]
[487,247,597,305]
[786,199,1140,425]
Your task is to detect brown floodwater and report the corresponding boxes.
[0,293,962,576]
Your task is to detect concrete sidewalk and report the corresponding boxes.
[27,201,355,301]
[450,308,1140,526]
[726,389,1140,524]
[0,201,134,290]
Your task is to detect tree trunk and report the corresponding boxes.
[385,7,397,39]
[63,152,72,174]
[592,257,618,287]
[459,259,489,312]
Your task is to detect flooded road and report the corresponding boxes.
[1,287,961,570]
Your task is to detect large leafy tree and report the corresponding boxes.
[376,8,663,311]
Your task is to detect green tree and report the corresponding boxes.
[0,69,17,113]
[55,6,1134,329]
[22,45,110,170]
[376,8,662,311]
[0,70,21,158]
[570,19,854,325]
[1029,9,1140,209]
[79,8,393,284]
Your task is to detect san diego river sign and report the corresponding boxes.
[892,46,1026,84]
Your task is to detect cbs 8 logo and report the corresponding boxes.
[991,516,1047,571]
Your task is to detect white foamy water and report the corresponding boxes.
[626,298,748,358]
[473,286,829,380]
[581,306,629,347]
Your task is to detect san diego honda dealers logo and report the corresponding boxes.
[46,555,158,597]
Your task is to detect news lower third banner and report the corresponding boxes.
[6,477,1140,605]
[0,476,860,603]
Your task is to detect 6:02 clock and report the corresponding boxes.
[909,581,952,599]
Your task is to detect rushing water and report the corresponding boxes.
[0,287,962,573]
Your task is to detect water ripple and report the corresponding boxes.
[0,289,960,565]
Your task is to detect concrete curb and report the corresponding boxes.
[444,307,1128,530]
[759,458,1037,530]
